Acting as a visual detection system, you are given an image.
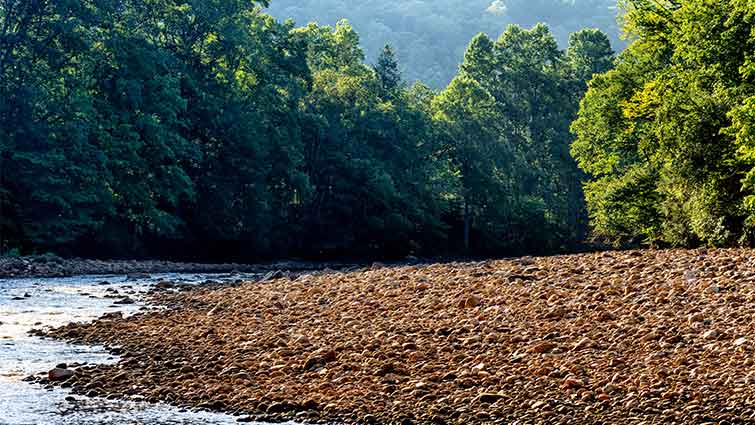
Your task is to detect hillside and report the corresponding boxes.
[265,0,624,87]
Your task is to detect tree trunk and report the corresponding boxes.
[463,198,470,252]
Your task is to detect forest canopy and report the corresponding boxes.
[265,0,624,87]
[572,0,755,247]
[0,0,615,260]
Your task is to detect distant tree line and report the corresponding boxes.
[0,0,613,260]
[265,0,623,88]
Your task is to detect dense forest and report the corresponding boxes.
[0,0,613,260]
[4,0,754,261]
[265,0,624,87]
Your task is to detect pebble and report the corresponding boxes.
[460,295,481,308]
[531,341,557,354]
[37,248,755,424]
[562,378,584,390]
[476,393,505,403]
[48,368,74,381]
[572,337,594,351]
[531,400,547,410]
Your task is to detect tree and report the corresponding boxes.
[374,44,402,93]
[265,0,623,87]
[1,2,619,259]
[566,28,615,82]
[295,21,444,257]
[433,75,505,251]
[572,0,755,247]
[438,24,614,253]
[0,0,114,253]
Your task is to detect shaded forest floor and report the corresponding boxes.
[36,248,755,424]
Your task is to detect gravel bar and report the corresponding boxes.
[37,248,755,424]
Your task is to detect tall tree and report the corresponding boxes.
[439,24,614,252]
[433,75,506,251]
[374,44,402,93]
[566,28,615,82]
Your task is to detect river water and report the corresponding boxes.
[0,273,296,425]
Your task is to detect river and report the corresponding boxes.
[0,273,297,425]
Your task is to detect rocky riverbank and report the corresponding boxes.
[36,249,755,424]
[0,255,347,278]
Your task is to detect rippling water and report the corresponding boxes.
[0,273,295,425]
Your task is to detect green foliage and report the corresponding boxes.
[0,0,114,252]
[294,22,445,256]
[435,23,614,253]
[1,1,615,259]
[265,0,624,87]
[374,44,402,94]
[572,0,755,247]
[567,29,615,81]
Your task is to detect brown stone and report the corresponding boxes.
[36,248,755,424]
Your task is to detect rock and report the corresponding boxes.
[416,282,430,291]
[267,402,294,414]
[459,295,481,308]
[32,249,755,424]
[114,297,135,305]
[402,342,418,351]
[561,377,584,390]
[572,337,594,351]
[100,312,123,321]
[48,368,74,381]
[260,270,284,282]
[303,349,337,370]
[476,393,505,404]
[530,341,557,354]
[702,330,719,340]
[543,306,566,319]
[609,358,625,367]
[154,280,175,289]
[640,332,660,343]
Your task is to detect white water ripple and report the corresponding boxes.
[0,274,297,425]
